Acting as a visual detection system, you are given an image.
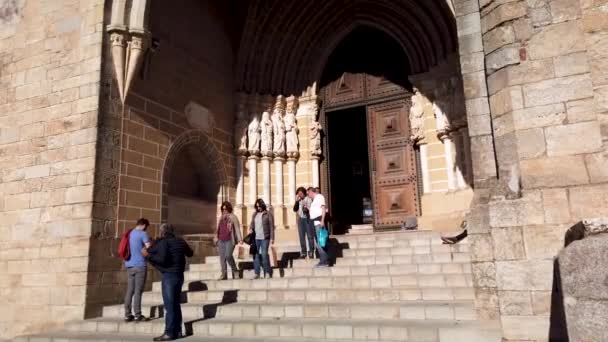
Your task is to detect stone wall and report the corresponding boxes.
[84,0,238,319]
[0,0,105,338]
[467,0,608,340]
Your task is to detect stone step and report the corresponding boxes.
[13,332,424,342]
[103,300,476,321]
[184,261,471,281]
[153,273,474,293]
[193,250,470,272]
[63,317,502,341]
[203,239,469,264]
[143,286,475,304]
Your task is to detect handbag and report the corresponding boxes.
[317,227,328,248]
[243,232,254,245]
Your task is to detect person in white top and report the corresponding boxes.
[307,187,329,267]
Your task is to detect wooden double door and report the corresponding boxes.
[321,73,420,231]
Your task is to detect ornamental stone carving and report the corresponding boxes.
[409,88,425,144]
[310,114,323,158]
[234,94,249,156]
[272,95,286,158]
[285,95,300,159]
[247,96,261,155]
[260,98,274,157]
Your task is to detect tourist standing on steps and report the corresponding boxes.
[249,198,275,278]
[143,224,194,341]
[308,187,330,267]
[215,201,243,280]
[124,218,152,322]
[293,186,314,259]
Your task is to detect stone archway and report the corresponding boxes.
[160,130,228,235]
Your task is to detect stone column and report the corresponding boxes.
[287,158,297,203]
[419,143,431,193]
[248,156,258,204]
[261,157,271,204]
[274,158,284,206]
[236,156,246,206]
[441,134,457,191]
[311,157,320,187]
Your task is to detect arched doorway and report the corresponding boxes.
[318,26,419,233]
[161,130,228,236]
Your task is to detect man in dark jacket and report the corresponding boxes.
[142,224,193,341]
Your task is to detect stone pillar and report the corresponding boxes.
[419,143,431,193]
[311,157,320,187]
[261,157,271,204]
[441,135,457,191]
[248,156,258,204]
[236,156,246,206]
[274,158,284,206]
[287,158,297,203]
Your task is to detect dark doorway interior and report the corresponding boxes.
[327,106,372,235]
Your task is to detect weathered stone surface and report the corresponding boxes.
[481,2,528,33]
[499,290,533,315]
[487,59,555,95]
[528,21,586,60]
[457,12,482,37]
[455,0,480,16]
[483,25,516,54]
[516,128,545,159]
[566,97,597,123]
[512,103,565,129]
[529,4,553,27]
[492,113,515,137]
[472,261,498,287]
[520,155,589,188]
[501,315,551,340]
[496,259,554,291]
[523,224,569,259]
[523,74,594,107]
[490,86,523,117]
[545,121,603,156]
[554,52,590,77]
[470,233,495,262]
[569,184,608,218]
[550,0,582,23]
[542,188,571,224]
[559,231,608,341]
[582,4,608,32]
[463,71,489,98]
[460,52,485,74]
[486,45,521,73]
[459,32,484,54]
[489,191,544,228]
[491,227,526,260]
[585,151,608,183]
[468,111,493,136]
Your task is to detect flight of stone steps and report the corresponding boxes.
[16,230,502,341]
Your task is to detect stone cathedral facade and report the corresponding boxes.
[0,0,607,341]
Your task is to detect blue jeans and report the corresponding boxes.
[297,217,315,255]
[161,272,184,337]
[253,239,272,277]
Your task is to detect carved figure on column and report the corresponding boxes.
[310,111,323,158]
[285,96,300,159]
[235,94,249,156]
[409,88,425,144]
[272,95,286,158]
[260,110,274,157]
[247,95,261,156]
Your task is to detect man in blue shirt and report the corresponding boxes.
[124,218,152,322]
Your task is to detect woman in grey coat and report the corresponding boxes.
[249,198,275,278]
